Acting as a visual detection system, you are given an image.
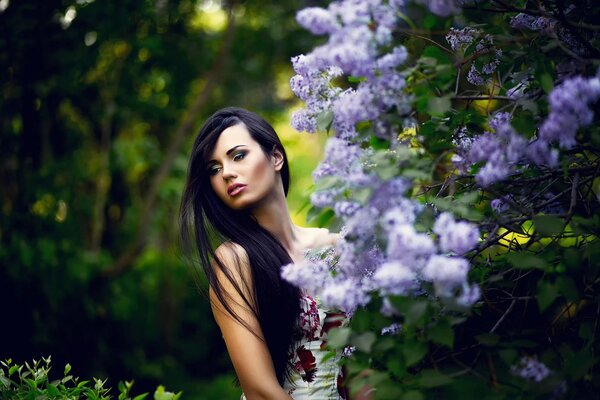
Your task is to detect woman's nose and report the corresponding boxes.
[221,162,237,180]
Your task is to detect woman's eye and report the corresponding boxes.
[233,152,246,161]
[208,166,221,176]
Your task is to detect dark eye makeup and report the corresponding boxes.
[206,151,247,176]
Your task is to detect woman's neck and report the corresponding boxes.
[250,188,300,256]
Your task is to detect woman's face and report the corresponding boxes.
[207,123,283,210]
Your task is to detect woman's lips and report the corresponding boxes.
[227,184,247,196]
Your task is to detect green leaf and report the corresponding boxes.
[537,280,558,312]
[556,276,579,302]
[375,382,404,399]
[64,363,71,376]
[402,169,431,180]
[540,72,554,94]
[47,383,61,397]
[402,340,428,367]
[316,111,334,132]
[564,349,594,380]
[428,319,454,348]
[0,376,11,388]
[133,394,149,400]
[402,390,425,400]
[353,187,372,204]
[328,327,352,348]
[418,369,453,388]
[153,385,182,400]
[386,357,406,377]
[427,96,452,116]
[533,215,564,236]
[505,252,548,270]
[352,332,376,353]
[475,333,500,346]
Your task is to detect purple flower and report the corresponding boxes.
[489,112,512,132]
[511,356,551,382]
[538,74,600,149]
[433,212,479,255]
[475,157,511,187]
[334,201,361,217]
[418,0,461,17]
[296,7,341,35]
[310,188,344,208]
[526,139,559,167]
[291,109,318,133]
[422,255,470,297]
[510,13,556,33]
[387,223,436,262]
[377,46,408,70]
[381,323,402,336]
[381,203,419,230]
[313,137,362,181]
[320,277,371,313]
[333,87,381,127]
[491,198,509,213]
[467,64,485,85]
[372,261,419,296]
[446,27,480,52]
[281,260,332,293]
[456,283,481,306]
[369,178,411,211]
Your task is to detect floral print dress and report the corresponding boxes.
[282,292,347,399]
[241,246,347,399]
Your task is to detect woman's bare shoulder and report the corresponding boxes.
[302,226,340,248]
[214,241,248,262]
[212,241,251,279]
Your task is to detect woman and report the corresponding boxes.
[179,107,346,399]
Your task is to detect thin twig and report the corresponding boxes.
[490,299,516,333]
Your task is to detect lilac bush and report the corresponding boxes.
[285,0,600,398]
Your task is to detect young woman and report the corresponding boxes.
[179,107,346,399]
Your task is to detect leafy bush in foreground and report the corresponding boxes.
[0,357,182,400]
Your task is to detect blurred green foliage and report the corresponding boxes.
[0,0,324,397]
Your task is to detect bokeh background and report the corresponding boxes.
[0,0,326,397]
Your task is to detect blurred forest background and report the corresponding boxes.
[0,0,325,397]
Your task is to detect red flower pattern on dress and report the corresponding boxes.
[320,312,346,350]
[295,345,318,382]
[297,295,321,340]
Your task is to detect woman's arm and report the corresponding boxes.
[210,243,293,400]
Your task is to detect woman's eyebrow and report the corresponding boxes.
[207,145,248,164]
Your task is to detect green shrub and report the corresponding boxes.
[0,357,182,400]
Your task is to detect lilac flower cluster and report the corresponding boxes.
[467,34,502,86]
[454,71,600,187]
[446,27,480,52]
[510,356,551,382]
[538,73,600,149]
[284,159,481,312]
[510,13,556,33]
[433,212,480,255]
[381,322,402,336]
[284,0,482,314]
[454,112,529,186]
[289,0,412,140]
[417,0,461,17]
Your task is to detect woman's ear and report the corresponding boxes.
[271,147,284,172]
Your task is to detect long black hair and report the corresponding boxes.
[179,107,301,385]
